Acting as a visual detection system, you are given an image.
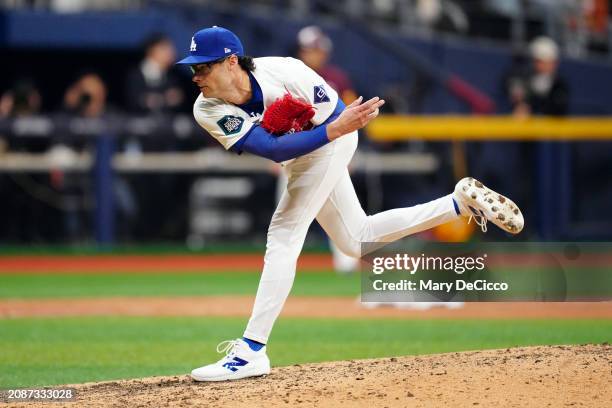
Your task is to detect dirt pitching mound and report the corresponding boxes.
[12,344,611,408]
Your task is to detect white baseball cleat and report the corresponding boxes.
[454,177,524,234]
[191,338,271,382]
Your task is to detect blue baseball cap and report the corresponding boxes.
[176,26,244,65]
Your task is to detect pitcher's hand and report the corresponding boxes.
[326,96,385,141]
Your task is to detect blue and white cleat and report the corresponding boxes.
[454,177,524,234]
[191,338,270,382]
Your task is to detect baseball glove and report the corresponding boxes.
[261,92,315,135]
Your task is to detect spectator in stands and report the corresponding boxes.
[63,72,138,240]
[415,0,469,34]
[58,72,112,240]
[125,33,185,114]
[0,79,42,118]
[506,36,570,117]
[124,34,188,238]
[296,26,358,105]
[64,72,108,118]
[489,36,570,235]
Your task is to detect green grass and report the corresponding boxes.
[3,267,609,299]
[0,243,330,255]
[0,243,266,255]
[0,272,360,298]
[1,317,610,388]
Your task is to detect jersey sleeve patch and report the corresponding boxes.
[313,85,330,104]
[217,115,245,135]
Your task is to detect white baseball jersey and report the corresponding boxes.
[187,54,463,349]
[192,57,339,151]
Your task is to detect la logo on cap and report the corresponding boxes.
[224,47,231,53]
[190,37,197,52]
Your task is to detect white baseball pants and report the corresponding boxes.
[243,132,459,343]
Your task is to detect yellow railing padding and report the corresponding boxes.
[367,115,612,141]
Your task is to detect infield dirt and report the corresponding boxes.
[8,344,611,407]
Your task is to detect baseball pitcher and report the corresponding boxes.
[176,26,524,382]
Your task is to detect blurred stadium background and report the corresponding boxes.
[1,0,612,390]
[0,0,611,246]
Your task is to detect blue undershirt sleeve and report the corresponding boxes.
[233,124,330,163]
[230,99,347,162]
